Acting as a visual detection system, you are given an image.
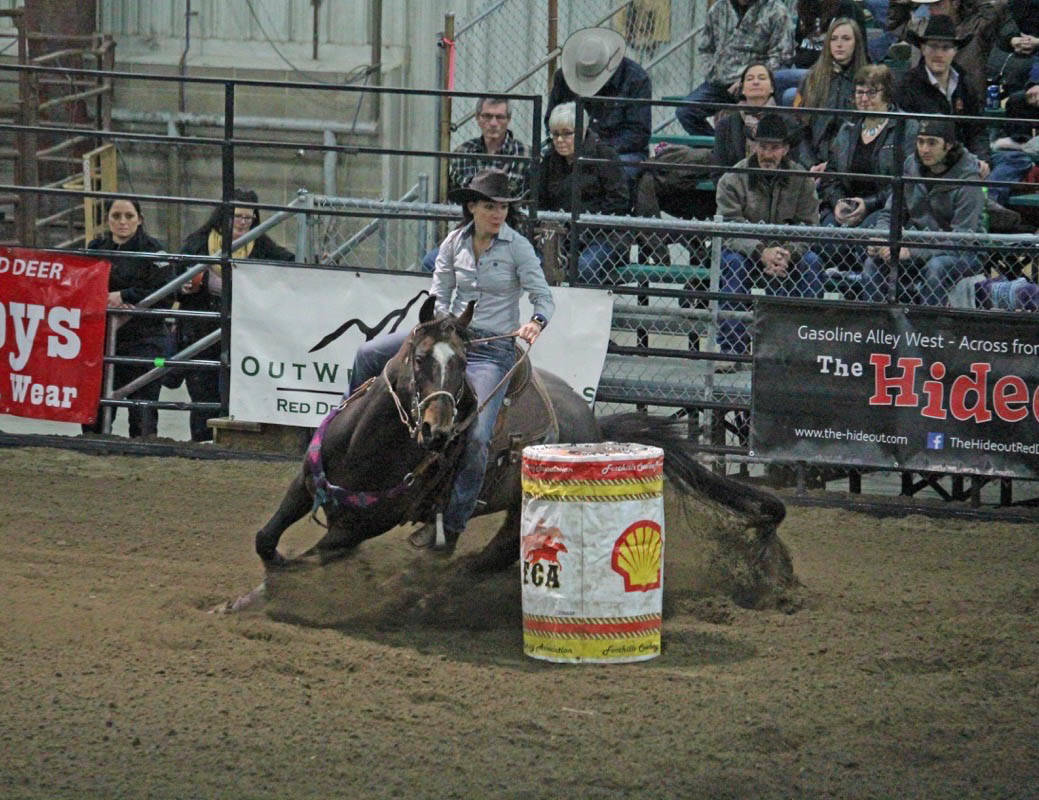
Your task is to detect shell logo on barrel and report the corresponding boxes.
[611,520,663,592]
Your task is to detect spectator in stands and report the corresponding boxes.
[449,97,529,197]
[83,198,175,438]
[894,15,992,177]
[819,65,919,228]
[886,0,1005,101]
[715,112,823,355]
[630,61,781,255]
[793,17,870,168]
[539,101,630,284]
[864,117,984,305]
[774,0,869,105]
[995,0,1039,94]
[713,62,781,166]
[990,58,1039,207]
[676,0,795,137]
[545,27,651,178]
[178,189,294,442]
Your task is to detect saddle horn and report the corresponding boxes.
[457,300,475,329]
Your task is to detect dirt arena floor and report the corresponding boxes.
[1,445,1037,799]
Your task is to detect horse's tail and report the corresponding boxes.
[598,412,786,537]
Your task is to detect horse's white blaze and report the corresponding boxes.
[432,342,455,389]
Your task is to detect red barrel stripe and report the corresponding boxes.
[523,617,661,635]
[522,457,663,482]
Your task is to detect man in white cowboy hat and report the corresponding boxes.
[676,0,794,137]
[544,26,652,175]
[894,14,992,176]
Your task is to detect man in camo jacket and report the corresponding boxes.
[676,0,795,137]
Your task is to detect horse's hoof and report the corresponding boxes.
[260,550,290,570]
[211,581,268,613]
[408,523,459,555]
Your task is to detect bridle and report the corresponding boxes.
[383,320,470,439]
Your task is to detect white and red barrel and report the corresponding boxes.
[520,442,665,663]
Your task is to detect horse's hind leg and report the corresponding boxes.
[255,472,312,567]
[465,504,521,574]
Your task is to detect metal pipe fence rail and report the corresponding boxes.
[1,64,1036,507]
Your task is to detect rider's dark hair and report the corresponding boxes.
[457,200,522,231]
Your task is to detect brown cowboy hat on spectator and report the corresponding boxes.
[447,168,525,205]
[560,27,626,97]
[906,14,973,50]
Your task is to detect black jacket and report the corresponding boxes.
[819,113,920,216]
[545,57,652,158]
[177,227,295,349]
[538,130,630,216]
[86,227,173,342]
[894,60,991,164]
[538,130,630,247]
[796,62,857,167]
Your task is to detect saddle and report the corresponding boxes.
[489,350,559,464]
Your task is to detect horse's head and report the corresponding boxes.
[396,296,474,451]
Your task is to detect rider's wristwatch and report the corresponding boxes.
[531,313,547,329]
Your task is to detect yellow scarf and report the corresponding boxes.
[207,229,255,275]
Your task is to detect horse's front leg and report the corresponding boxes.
[255,472,312,567]
[463,504,522,574]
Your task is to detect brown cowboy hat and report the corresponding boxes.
[906,15,973,50]
[447,168,525,205]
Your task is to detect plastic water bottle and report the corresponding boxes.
[981,186,990,233]
[986,84,1001,111]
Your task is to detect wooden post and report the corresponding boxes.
[437,13,455,206]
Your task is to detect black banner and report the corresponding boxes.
[751,300,1039,478]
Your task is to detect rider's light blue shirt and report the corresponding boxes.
[430,221,555,334]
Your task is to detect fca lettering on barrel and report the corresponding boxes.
[868,354,1039,423]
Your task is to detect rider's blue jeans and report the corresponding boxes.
[348,328,514,535]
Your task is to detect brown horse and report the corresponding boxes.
[254,295,785,576]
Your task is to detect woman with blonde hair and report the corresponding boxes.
[793,16,868,167]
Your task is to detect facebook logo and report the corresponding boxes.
[926,432,945,450]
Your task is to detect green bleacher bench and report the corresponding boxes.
[1007,193,1039,208]
[618,263,711,284]
[650,133,715,149]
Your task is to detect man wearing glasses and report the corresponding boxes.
[448,97,529,197]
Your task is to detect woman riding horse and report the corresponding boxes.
[346,168,554,555]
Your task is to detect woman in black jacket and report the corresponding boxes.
[178,188,294,441]
[819,65,919,227]
[794,16,869,167]
[538,101,630,284]
[84,197,175,437]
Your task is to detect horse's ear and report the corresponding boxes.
[458,300,475,329]
[419,295,437,323]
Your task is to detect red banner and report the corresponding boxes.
[0,246,110,423]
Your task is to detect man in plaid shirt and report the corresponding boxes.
[449,97,530,196]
